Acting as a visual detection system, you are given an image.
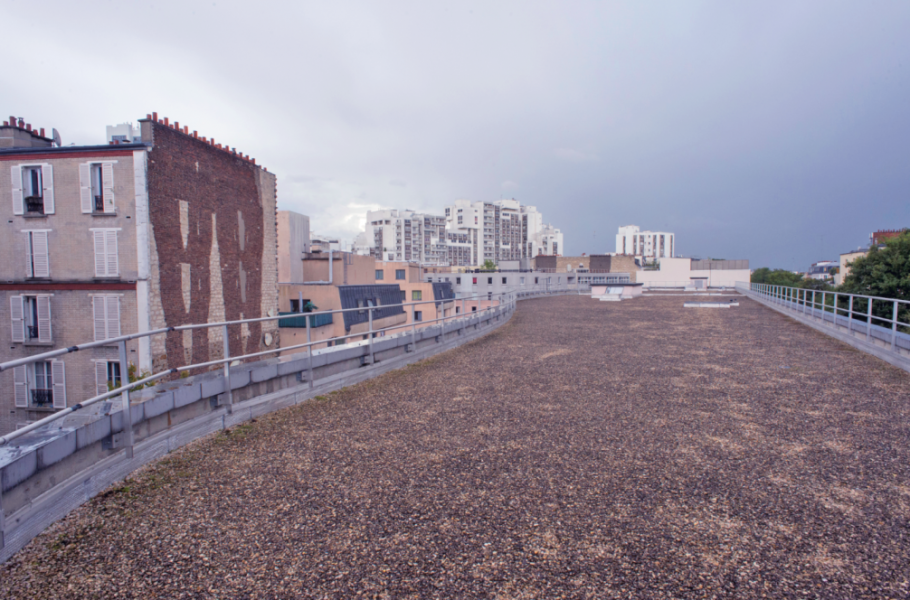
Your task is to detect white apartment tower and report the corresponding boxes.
[356,199,564,267]
[616,225,674,259]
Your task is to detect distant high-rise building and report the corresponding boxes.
[615,225,674,259]
[355,199,563,267]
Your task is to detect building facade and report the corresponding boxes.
[615,225,674,260]
[0,113,278,434]
[355,199,564,268]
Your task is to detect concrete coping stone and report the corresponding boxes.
[36,431,77,470]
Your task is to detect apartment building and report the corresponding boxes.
[354,209,447,265]
[0,113,278,434]
[354,199,564,268]
[616,225,675,259]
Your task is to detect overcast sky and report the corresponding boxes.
[3,1,909,269]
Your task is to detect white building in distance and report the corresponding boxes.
[355,199,563,267]
[616,225,674,259]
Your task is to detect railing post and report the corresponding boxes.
[848,296,854,333]
[820,291,825,322]
[306,314,314,389]
[811,290,816,319]
[118,339,134,458]
[411,303,417,350]
[866,298,873,342]
[891,300,898,351]
[222,324,233,411]
[368,306,374,364]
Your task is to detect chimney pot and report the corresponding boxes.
[146,113,152,120]
[174,121,179,130]
[184,126,188,134]
[40,128,45,137]
[163,117,169,126]
[2,121,7,126]
[26,123,32,131]
[17,118,24,127]
[252,158,256,165]
[9,116,15,126]
[193,131,198,138]
[152,111,158,121]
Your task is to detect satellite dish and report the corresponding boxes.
[52,128,61,147]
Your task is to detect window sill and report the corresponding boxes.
[22,213,49,219]
[90,212,118,217]
[23,340,54,346]
[25,406,59,413]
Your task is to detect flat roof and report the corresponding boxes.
[0,143,148,158]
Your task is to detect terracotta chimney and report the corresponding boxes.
[152,111,158,121]
[39,128,45,137]
[163,117,169,126]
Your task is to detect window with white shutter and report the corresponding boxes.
[41,164,54,214]
[36,295,52,342]
[79,163,93,213]
[95,361,109,396]
[26,231,50,278]
[51,360,66,408]
[10,295,24,342]
[13,365,28,408]
[93,296,121,341]
[92,230,119,277]
[11,164,23,215]
[102,162,115,212]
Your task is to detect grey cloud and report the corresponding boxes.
[2,0,909,268]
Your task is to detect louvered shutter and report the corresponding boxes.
[94,231,106,277]
[93,296,107,340]
[31,231,49,277]
[13,365,28,408]
[79,163,93,213]
[102,162,115,213]
[10,295,24,342]
[41,164,54,214]
[37,295,52,342]
[25,233,33,277]
[96,361,109,396]
[105,230,119,276]
[11,165,23,215]
[106,296,121,338]
[52,360,66,408]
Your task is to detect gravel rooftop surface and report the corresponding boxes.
[3,295,910,599]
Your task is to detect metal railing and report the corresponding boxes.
[740,282,910,355]
[0,288,577,447]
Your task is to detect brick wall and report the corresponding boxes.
[143,120,278,372]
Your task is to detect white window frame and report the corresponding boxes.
[80,161,116,214]
[92,229,120,277]
[23,230,51,278]
[94,360,121,396]
[11,164,54,215]
[11,294,53,343]
[92,295,121,341]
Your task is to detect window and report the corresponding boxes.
[520,277,525,284]
[10,295,52,343]
[414,310,422,322]
[93,230,119,277]
[80,162,115,213]
[13,360,65,409]
[412,290,422,301]
[375,269,384,280]
[95,360,121,395]
[400,290,406,302]
[93,296,121,341]
[487,277,493,284]
[502,277,507,284]
[472,306,477,312]
[457,216,463,224]
[456,306,460,314]
[395,269,405,280]
[535,277,539,284]
[456,277,461,284]
[11,164,54,215]
[25,231,50,278]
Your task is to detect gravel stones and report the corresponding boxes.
[2,295,909,599]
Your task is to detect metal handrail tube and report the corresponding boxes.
[0,288,560,446]
[749,283,909,331]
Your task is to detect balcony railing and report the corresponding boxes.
[31,389,53,406]
[277,312,334,329]
[27,325,39,339]
[25,196,45,214]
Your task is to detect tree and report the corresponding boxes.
[840,231,910,328]
[751,267,805,286]
[482,259,496,271]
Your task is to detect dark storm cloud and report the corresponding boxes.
[2,0,908,268]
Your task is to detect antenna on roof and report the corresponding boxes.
[52,128,61,147]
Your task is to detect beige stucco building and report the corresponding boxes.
[0,114,278,435]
